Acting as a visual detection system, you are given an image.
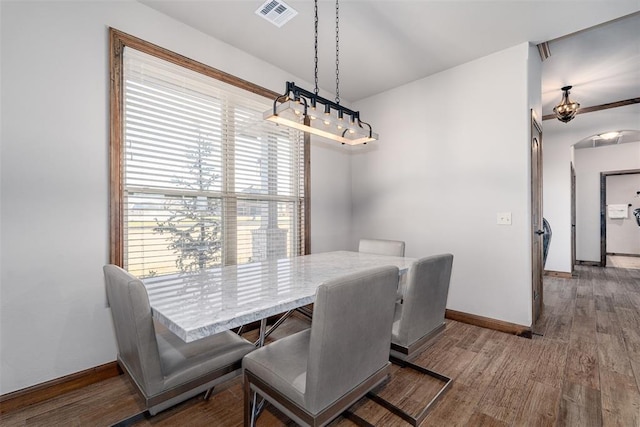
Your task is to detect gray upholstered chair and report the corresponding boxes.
[358,238,405,257]
[391,254,453,359]
[296,239,405,323]
[368,254,454,426]
[358,238,406,302]
[242,266,399,427]
[104,265,255,417]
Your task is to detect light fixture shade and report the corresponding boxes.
[264,83,378,146]
[553,85,580,123]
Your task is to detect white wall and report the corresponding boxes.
[310,143,352,253]
[542,104,640,272]
[574,142,640,261]
[0,1,351,395]
[350,43,540,327]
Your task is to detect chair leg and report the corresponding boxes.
[343,410,377,427]
[110,411,151,427]
[244,373,269,426]
[367,357,452,427]
[203,386,215,400]
[244,374,253,427]
[249,393,268,426]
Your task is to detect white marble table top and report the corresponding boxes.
[144,251,416,342]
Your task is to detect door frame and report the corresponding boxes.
[600,168,640,266]
[571,163,576,273]
[530,111,544,324]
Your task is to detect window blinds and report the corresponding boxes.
[123,48,304,278]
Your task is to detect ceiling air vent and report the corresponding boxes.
[255,0,298,28]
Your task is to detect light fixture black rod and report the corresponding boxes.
[358,119,373,134]
[272,90,307,115]
[283,82,360,120]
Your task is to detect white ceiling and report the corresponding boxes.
[574,130,640,149]
[541,12,640,116]
[140,1,640,115]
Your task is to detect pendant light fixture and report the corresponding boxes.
[264,0,378,145]
[553,85,580,123]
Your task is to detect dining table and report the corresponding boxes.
[144,250,416,344]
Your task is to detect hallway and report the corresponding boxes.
[607,255,640,269]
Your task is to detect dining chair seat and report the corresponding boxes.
[242,329,310,408]
[243,266,399,427]
[104,264,255,417]
[154,321,254,391]
[367,254,454,427]
[391,254,453,358]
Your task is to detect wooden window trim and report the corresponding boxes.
[109,27,310,266]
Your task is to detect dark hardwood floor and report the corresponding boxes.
[2,265,639,426]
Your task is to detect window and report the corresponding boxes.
[110,29,308,277]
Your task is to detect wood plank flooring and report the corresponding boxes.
[2,265,639,426]
[607,256,640,270]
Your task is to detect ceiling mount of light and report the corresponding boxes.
[263,0,378,145]
[553,85,580,123]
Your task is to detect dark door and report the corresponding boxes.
[531,112,543,324]
[571,164,576,273]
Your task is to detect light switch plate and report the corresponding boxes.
[497,212,512,225]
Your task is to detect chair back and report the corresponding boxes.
[358,238,405,257]
[395,254,453,347]
[305,266,398,413]
[104,265,164,394]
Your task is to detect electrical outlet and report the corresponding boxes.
[497,212,512,225]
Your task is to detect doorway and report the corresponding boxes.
[600,169,640,267]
